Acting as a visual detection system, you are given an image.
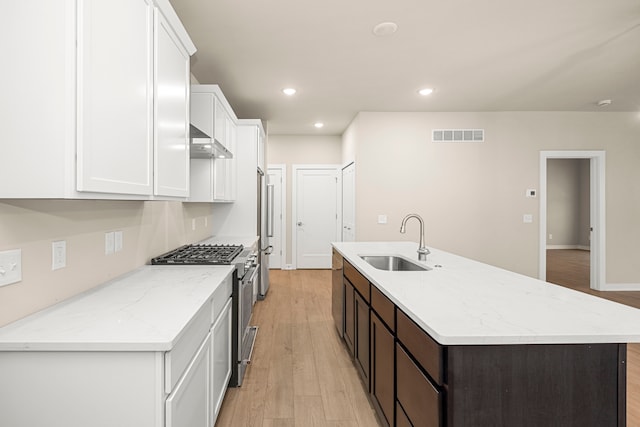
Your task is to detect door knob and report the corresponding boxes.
[297,221,303,226]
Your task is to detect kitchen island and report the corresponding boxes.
[332,241,640,427]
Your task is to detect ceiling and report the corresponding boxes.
[168,0,640,135]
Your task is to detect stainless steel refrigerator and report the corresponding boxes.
[257,167,272,299]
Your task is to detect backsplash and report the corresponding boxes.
[0,200,213,327]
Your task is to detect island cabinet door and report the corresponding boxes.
[396,343,442,427]
[343,279,355,355]
[370,310,395,427]
[354,290,370,388]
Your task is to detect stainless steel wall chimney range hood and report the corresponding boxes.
[190,124,233,159]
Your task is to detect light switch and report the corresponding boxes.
[0,249,22,287]
[523,214,533,223]
[105,232,115,255]
[378,215,388,224]
[114,231,123,253]
[52,240,66,270]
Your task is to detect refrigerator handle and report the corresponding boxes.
[267,184,274,237]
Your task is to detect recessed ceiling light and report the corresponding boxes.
[372,22,398,37]
[282,88,297,96]
[418,88,434,96]
[314,122,324,129]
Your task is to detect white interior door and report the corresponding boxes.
[267,165,285,269]
[293,166,340,269]
[342,162,356,242]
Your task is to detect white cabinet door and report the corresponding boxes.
[154,8,190,198]
[225,116,237,201]
[211,298,232,424]
[214,97,227,147]
[76,0,154,195]
[166,333,211,427]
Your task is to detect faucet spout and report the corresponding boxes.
[400,214,430,261]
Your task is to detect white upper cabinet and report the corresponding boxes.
[154,7,191,198]
[189,85,237,203]
[77,0,154,195]
[0,0,195,199]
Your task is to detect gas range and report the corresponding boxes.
[151,244,256,279]
[151,244,243,265]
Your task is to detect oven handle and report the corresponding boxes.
[243,264,260,284]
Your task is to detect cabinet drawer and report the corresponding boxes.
[166,332,211,427]
[397,309,443,385]
[371,285,395,332]
[165,299,213,393]
[396,343,441,427]
[211,273,233,324]
[344,261,370,302]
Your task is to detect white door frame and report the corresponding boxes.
[539,151,605,290]
[267,164,286,269]
[292,164,342,269]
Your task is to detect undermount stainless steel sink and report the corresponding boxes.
[359,255,431,272]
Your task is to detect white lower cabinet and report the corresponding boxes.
[166,333,212,427]
[0,271,234,427]
[211,298,233,422]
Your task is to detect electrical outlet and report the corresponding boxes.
[523,214,533,223]
[105,232,115,255]
[378,215,388,224]
[114,231,123,252]
[52,240,66,270]
[549,234,553,240]
[526,189,537,198]
[0,249,22,287]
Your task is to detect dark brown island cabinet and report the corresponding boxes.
[331,249,627,427]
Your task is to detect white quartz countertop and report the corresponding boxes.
[0,265,234,352]
[333,242,640,345]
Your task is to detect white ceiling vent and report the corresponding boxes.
[432,129,484,143]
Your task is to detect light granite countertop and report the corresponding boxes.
[0,265,234,351]
[333,241,640,345]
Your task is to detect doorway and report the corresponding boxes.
[539,151,605,290]
[266,165,285,269]
[292,165,340,269]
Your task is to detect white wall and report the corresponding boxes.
[344,111,640,285]
[267,135,343,264]
[0,200,213,327]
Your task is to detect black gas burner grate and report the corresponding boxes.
[151,244,244,265]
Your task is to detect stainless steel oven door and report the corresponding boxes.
[236,264,259,386]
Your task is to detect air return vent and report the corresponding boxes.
[432,129,484,143]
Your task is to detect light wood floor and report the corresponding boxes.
[547,249,640,425]
[216,261,640,426]
[214,269,381,427]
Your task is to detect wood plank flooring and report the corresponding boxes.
[216,259,640,426]
[214,269,381,427]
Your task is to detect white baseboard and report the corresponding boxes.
[546,245,590,251]
[599,283,640,292]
